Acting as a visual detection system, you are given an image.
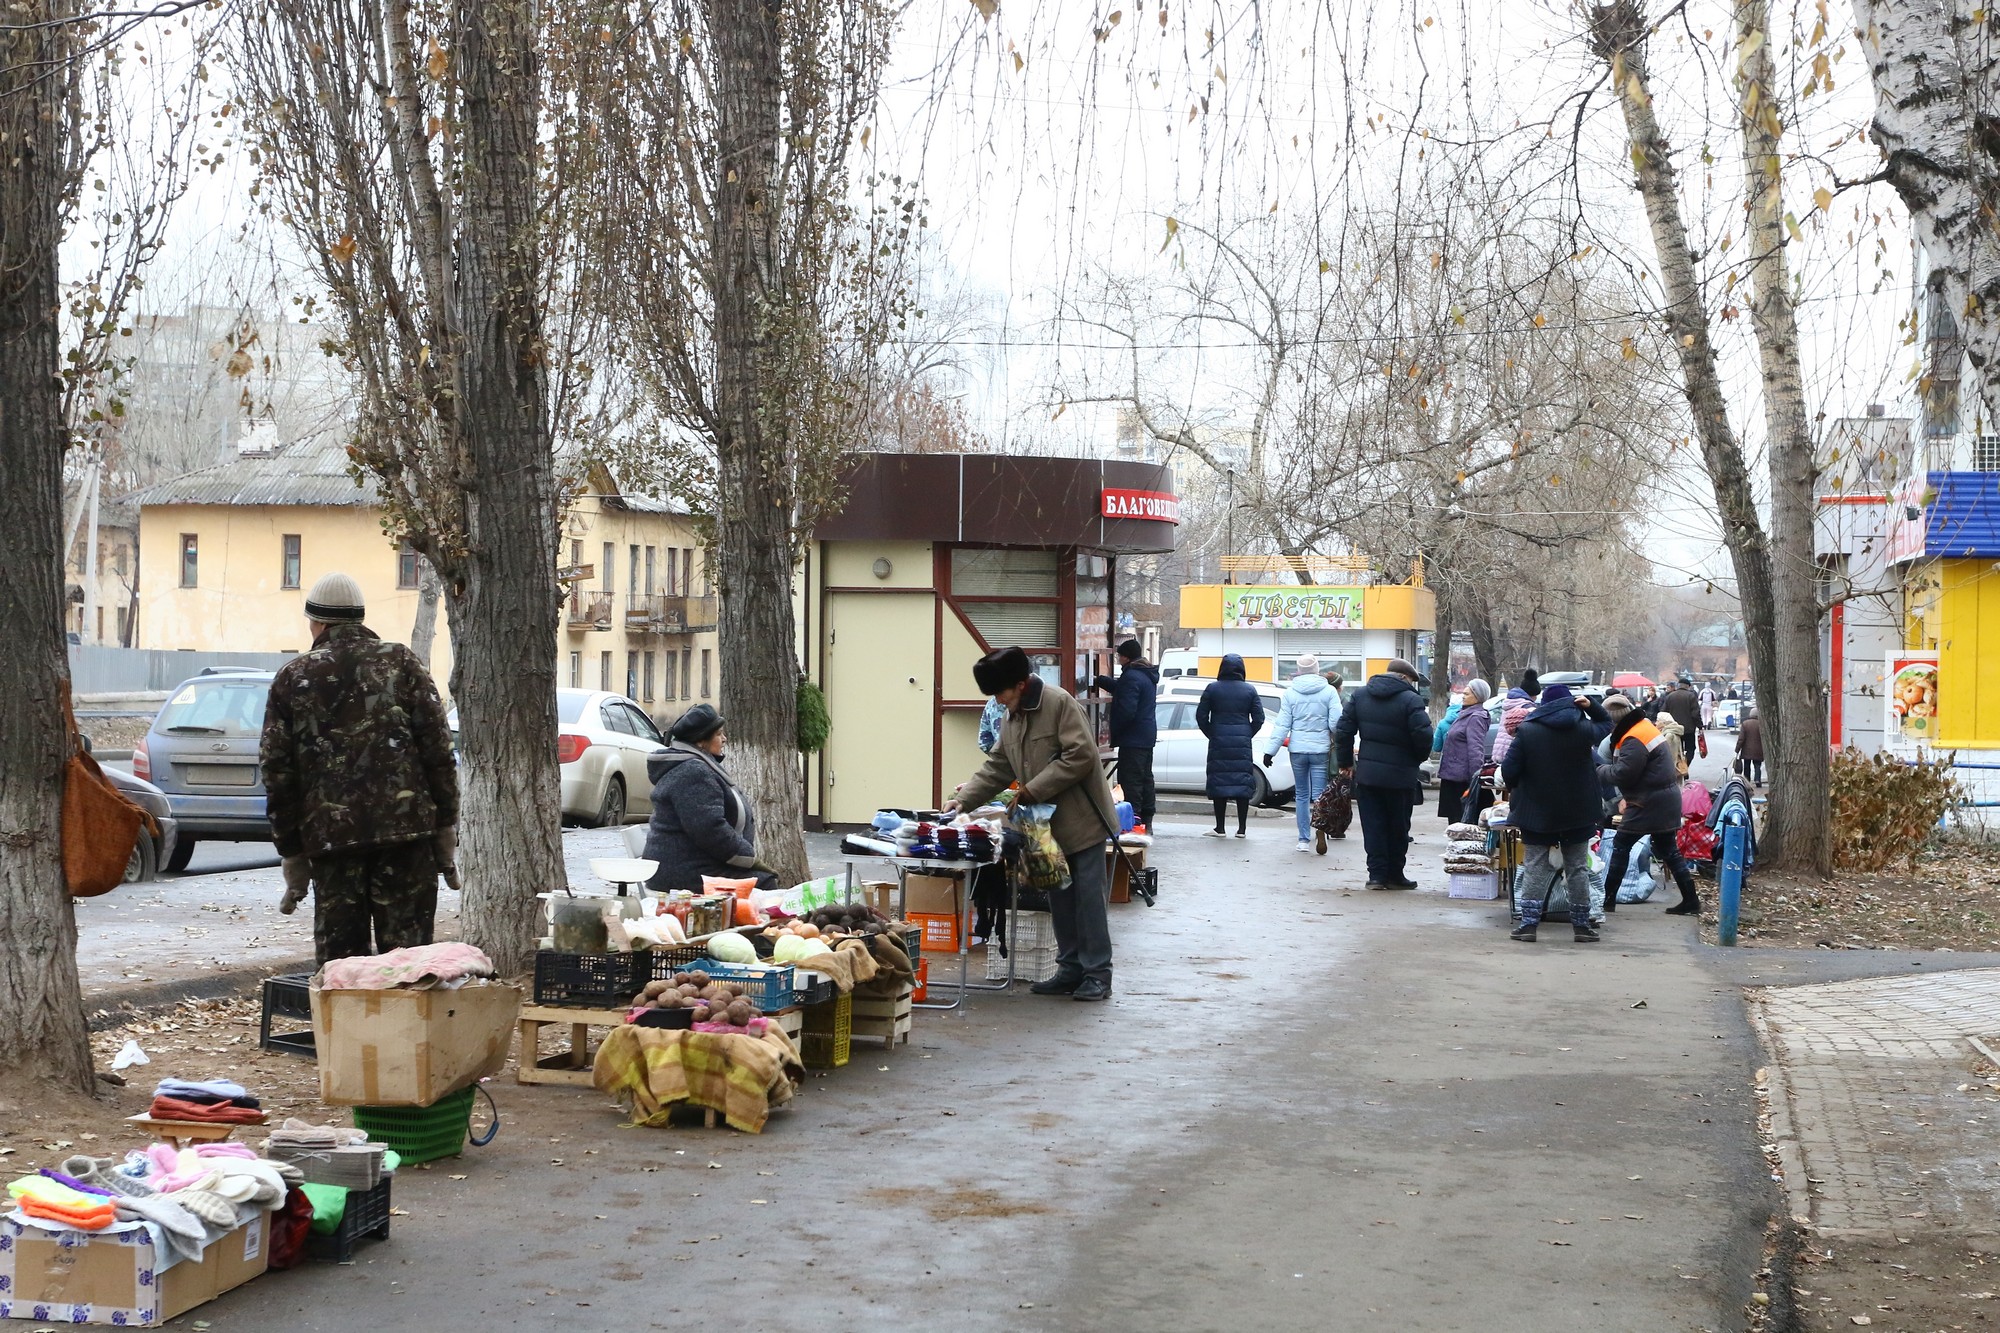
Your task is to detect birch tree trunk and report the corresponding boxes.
[1734,0,1831,874]
[1853,0,2000,430]
[1586,0,1782,789]
[409,555,442,671]
[447,0,563,972]
[0,0,95,1095]
[710,0,807,885]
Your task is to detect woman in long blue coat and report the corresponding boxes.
[1196,653,1265,838]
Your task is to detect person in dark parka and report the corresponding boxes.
[1597,699,1701,917]
[1094,639,1160,832]
[1500,685,1612,943]
[1332,658,1434,889]
[642,704,777,893]
[1195,653,1264,838]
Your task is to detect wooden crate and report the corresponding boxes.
[1107,846,1147,904]
[517,1004,803,1087]
[851,986,914,1050]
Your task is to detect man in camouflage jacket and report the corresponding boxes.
[261,572,459,965]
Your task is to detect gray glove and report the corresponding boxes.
[434,825,461,892]
[279,856,311,915]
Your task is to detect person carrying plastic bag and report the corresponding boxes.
[946,648,1120,1002]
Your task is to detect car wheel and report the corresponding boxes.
[1251,769,1274,808]
[124,832,159,884]
[594,776,626,829]
[165,837,197,874]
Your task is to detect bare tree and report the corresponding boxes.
[233,0,568,971]
[1734,0,1830,873]
[1853,0,2000,433]
[570,0,908,884]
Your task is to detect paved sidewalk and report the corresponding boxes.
[1752,968,2000,1234]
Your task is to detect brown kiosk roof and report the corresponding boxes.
[817,453,1178,554]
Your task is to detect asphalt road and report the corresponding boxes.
[185,813,1772,1332]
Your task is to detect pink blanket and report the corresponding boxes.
[317,942,496,991]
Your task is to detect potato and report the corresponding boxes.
[630,992,649,1008]
[728,1002,753,1026]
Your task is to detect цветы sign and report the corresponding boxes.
[1100,488,1181,523]
[1222,586,1364,629]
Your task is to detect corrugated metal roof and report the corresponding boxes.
[1925,470,2000,557]
[123,437,377,509]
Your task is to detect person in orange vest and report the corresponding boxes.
[1596,693,1701,917]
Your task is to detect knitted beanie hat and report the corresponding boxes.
[304,571,366,623]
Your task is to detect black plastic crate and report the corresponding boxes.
[532,951,642,1008]
[303,1174,392,1264]
[259,973,316,1058]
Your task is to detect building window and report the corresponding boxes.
[642,651,656,701]
[281,534,302,590]
[569,540,583,616]
[568,651,581,688]
[600,650,612,691]
[644,546,656,595]
[667,547,680,596]
[629,545,640,597]
[397,543,420,589]
[1976,435,2000,472]
[687,548,699,591]
[115,605,130,645]
[602,541,615,595]
[626,653,639,701]
[699,648,709,698]
[662,650,677,702]
[179,534,198,588]
[113,543,128,578]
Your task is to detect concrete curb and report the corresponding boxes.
[86,957,314,1030]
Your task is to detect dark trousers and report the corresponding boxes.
[312,840,440,966]
[1681,732,1698,765]
[1118,747,1157,829]
[1744,759,1764,786]
[1052,840,1113,983]
[1212,797,1249,833]
[1600,823,1697,912]
[1354,783,1415,884]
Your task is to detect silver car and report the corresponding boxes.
[133,669,275,872]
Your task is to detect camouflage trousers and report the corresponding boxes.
[311,839,440,966]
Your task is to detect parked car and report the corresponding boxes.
[1153,677,1297,807]
[133,669,276,872]
[552,689,668,827]
[105,766,178,882]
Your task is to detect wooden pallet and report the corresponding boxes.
[850,988,914,1050]
[516,1004,805,1087]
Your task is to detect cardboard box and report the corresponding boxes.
[312,980,521,1107]
[0,1211,269,1327]
[1106,846,1146,904]
[900,873,960,918]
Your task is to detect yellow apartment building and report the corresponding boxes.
[125,442,717,723]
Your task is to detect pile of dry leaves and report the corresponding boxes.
[1714,840,2000,952]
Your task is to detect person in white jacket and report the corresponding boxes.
[1263,654,1338,851]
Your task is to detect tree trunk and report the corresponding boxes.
[1586,0,1781,787]
[709,0,807,885]
[1467,590,1502,690]
[1735,0,1831,875]
[1429,579,1458,716]
[0,0,95,1096]
[409,554,442,671]
[447,0,564,974]
[1853,0,2000,431]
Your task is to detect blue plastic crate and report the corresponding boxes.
[692,960,798,1013]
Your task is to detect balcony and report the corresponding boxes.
[566,594,613,631]
[625,593,718,635]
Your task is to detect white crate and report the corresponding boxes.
[1447,872,1499,900]
[985,911,1058,982]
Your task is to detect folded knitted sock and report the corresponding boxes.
[19,1196,117,1230]
[149,1095,265,1124]
[111,1192,207,1245]
[39,1169,115,1198]
[192,1143,259,1161]
[168,1174,242,1226]
[62,1156,156,1201]
[9,1175,109,1211]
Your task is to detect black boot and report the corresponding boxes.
[1573,921,1600,943]
[1664,871,1702,915]
[1510,920,1538,942]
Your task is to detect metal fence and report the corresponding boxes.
[69,644,296,696]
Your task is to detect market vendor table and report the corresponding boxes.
[126,1114,258,1150]
[517,1003,803,1088]
[841,855,1019,1009]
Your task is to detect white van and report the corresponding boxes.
[1158,649,1199,679]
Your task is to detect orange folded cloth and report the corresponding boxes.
[149,1095,266,1125]
[18,1196,116,1230]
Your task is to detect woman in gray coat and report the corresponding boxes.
[642,704,776,893]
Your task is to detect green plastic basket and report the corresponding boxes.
[351,1085,475,1164]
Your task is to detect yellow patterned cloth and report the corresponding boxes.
[592,1024,803,1133]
